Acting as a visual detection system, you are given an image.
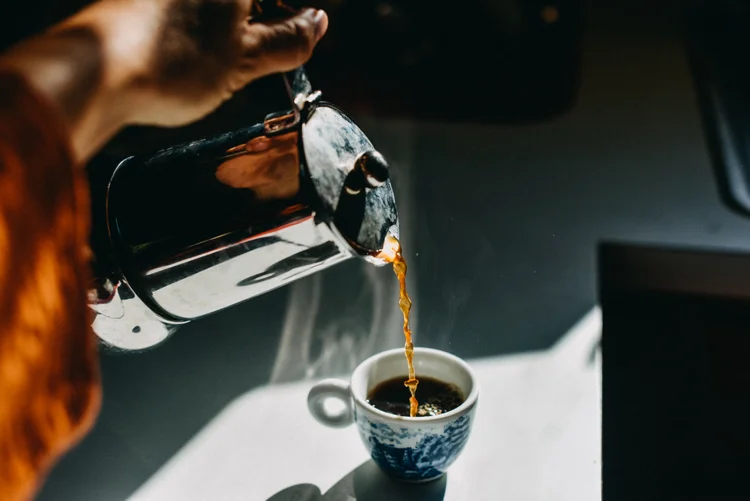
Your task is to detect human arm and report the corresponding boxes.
[0,2,326,499]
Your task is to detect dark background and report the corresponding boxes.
[2,0,750,499]
[600,243,750,500]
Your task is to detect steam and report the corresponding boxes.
[268,119,416,384]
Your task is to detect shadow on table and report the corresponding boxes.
[267,460,447,501]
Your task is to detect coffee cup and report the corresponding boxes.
[307,347,479,482]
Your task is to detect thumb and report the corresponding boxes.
[243,8,328,79]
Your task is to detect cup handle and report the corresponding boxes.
[307,379,354,428]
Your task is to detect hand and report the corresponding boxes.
[0,0,328,162]
[70,0,329,126]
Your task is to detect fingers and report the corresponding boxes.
[242,8,328,79]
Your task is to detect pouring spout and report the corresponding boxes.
[362,228,401,266]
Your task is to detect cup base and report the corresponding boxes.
[386,471,446,484]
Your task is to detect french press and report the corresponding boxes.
[88,2,400,351]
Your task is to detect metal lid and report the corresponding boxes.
[300,103,399,257]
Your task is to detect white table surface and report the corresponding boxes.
[128,308,601,501]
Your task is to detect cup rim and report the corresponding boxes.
[351,347,479,424]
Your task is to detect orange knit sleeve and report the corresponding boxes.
[0,70,101,501]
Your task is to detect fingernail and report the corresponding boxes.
[312,9,328,41]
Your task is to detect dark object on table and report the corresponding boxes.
[684,0,750,217]
[600,241,750,501]
[296,0,584,124]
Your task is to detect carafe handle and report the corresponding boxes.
[251,1,321,136]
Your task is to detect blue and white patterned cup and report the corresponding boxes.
[307,347,479,482]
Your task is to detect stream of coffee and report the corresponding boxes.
[385,235,418,417]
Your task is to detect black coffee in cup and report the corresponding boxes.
[367,376,465,417]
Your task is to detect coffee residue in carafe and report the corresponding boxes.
[382,234,418,417]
